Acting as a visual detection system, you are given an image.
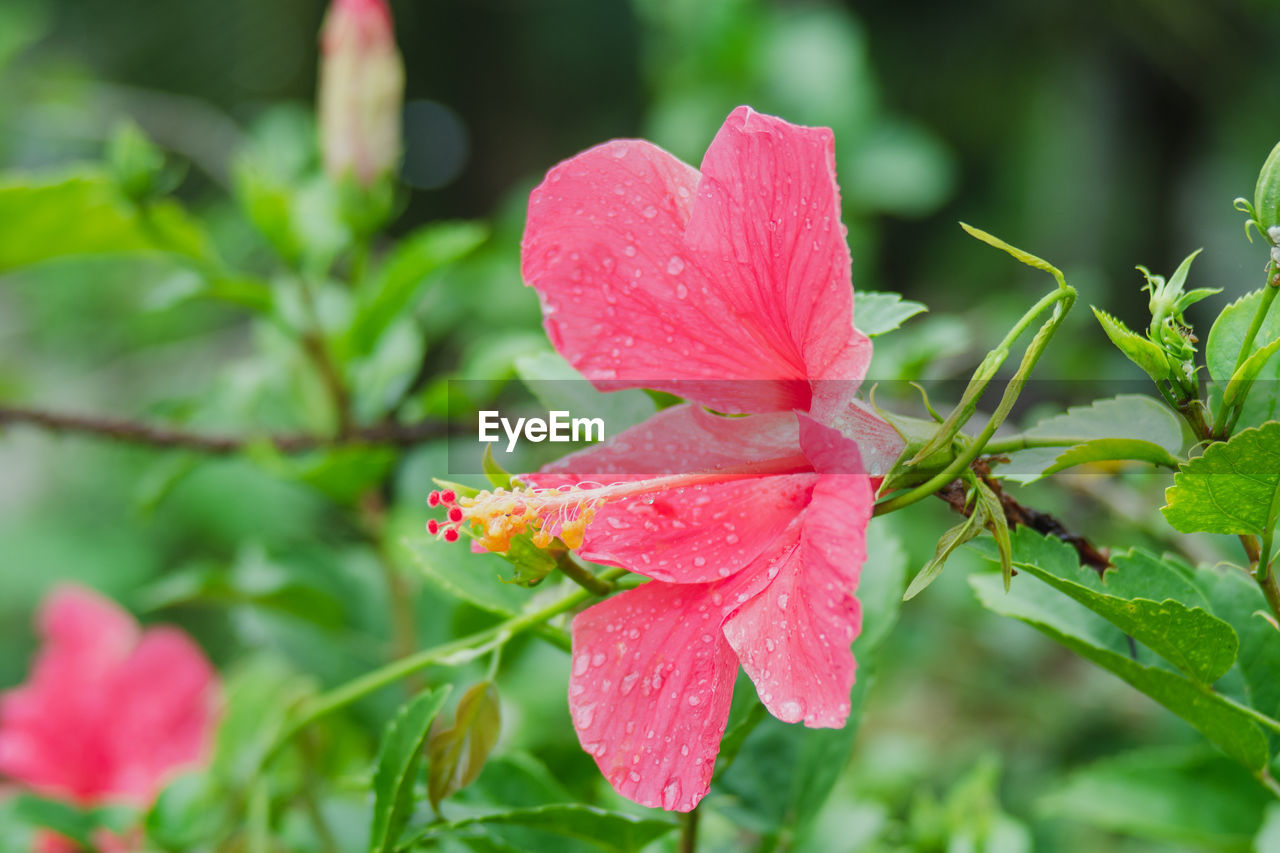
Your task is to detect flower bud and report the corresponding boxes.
[318,0,405,188]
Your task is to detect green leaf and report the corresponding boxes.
[854,291,927,336]
[1040,438,1180,475]
[1091,307,1171,381]
[974,479,1013,591]
[481,445,514,490]
[1223,334,1280,409]
[401,804,676,853]
[991,529,1237,683]
[1206,290,1280,429]
[370,686,452,853]
[513,352,656,434]
[1207,289,1280,382]
[1162,422,1280,536]
[970,572,1269,770]
[427,682,502,811]
[960,222,1066,288]
[904,495,986,600]
[1197,568,1280,724]
[1039,747,1271,852]
[1254,139,1280,230]
[348,221,489,355]
[1007,394,1183,483]
[402,536,528,616]
[0,172,212,271]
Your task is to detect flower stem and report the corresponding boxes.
[679,805,700,853]
[556,552,616,596]
[265,568,625,760]
[875,286,1076,516]
[978,435,1096,456]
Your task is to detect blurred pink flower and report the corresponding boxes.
[0,586,219,849]
[432,107,903,811]
[318,0,404,187]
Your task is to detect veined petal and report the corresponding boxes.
[522,406,816,583]
[521,108,870,415]
[686,106,872,406]
[569,580,739,812]
[722,419,873,728]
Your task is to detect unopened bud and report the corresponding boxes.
[318,0,404,188]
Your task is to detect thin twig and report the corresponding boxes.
[0,405,445,454]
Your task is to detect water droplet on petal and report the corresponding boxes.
[662,778,682,810]
[666,255,685,275]
[573,655,590,676]
[675,283,689,299]
[779,699,805,720]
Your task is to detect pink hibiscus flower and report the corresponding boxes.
[432,107,902,811]
[0,586,219,850]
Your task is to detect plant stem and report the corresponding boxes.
[679,805,700,853]
[267,568,625,759]
[1211,264,1279,437]
[556,552,615,595]
[295,276,355,437]
[360,490,420,691]
[0,405,443,454]
[876,287,1076,516]
[979,435,1098,456]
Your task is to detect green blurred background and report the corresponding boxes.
[2,0,1279,850]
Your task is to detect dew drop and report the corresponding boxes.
[623,244,637,257]
[573,655,590,676]
[779,699,805,720]
[641,204,658,218]
[693,556,706,567]
[675,283,689,299]
[662,778,682,810]
[591,652,606,667]
[687,694,701,706]
[666,255,685,275]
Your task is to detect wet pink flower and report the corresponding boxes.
[318,0,404,187]
[0,586,219,848]
[435,107,903,811]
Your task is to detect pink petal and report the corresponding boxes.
[523,406,816,583]
[818,398,907,477]
[102,628,218,800]
[722,422,873,728]
[686,106,871,405]
[0,586,218,806]
[521,108,870,415]
[568,580,739,812]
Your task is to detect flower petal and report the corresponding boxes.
[103,628,218,800]
[722,422,873,728]
[521,108,870,415]
[523,405,815,583]
[686,106,872,408]
[569,580,738,812]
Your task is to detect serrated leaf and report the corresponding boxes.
[970,572,1269,770]
[428,682,502,811]
[1092,308,1171,380]
[904,496,986,600]
[370,686,452,853]
[853,291,927,336]
[1162,422,1280,536]
[401,804,676,853]
[1254,139,1280,230]
[1039,747,1271,851]
[986,529,1237,683]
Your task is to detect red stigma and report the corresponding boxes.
[448,506,464,523]
[441,489,457,504]
[427,491,440,507]
[443,528,459,543]
[427,519,439,535]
